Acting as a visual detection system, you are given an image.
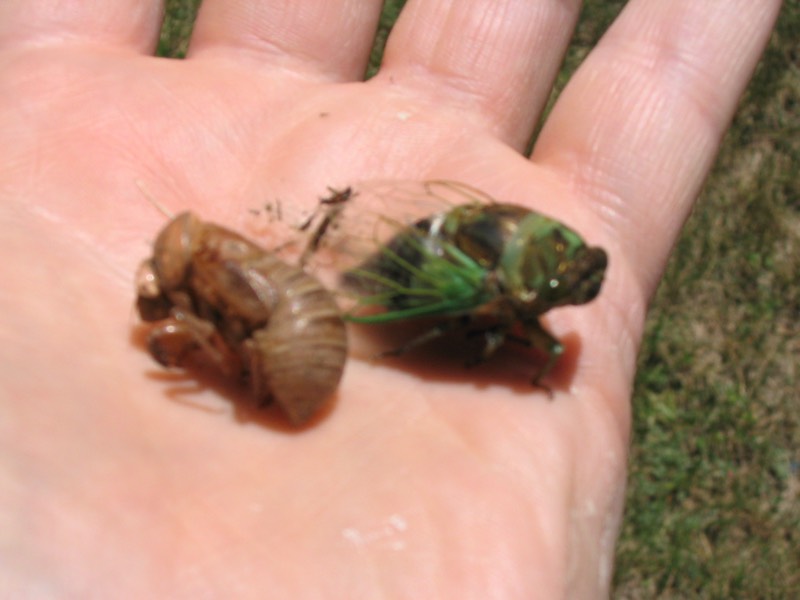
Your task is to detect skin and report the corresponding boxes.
[0,1,780,598]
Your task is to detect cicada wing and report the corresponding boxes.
[349,179,494,221]
[300,179,494,271]
[315,181,493,315]
[251,179,496,318]
[246,179,495,263]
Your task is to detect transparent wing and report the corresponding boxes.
[299,179,494,273]
[244,180,496,317]
[301,180,497,319]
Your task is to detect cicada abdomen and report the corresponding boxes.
[244,254,349,425]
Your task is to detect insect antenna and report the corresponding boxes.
[135,179,175,220]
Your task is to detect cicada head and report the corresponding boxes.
[546,241,608,305]
[151,211,205,290]
[135,211,206,322]
[502,214,608,312]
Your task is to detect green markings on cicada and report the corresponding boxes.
[343,217,492,323]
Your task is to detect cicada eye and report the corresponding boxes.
[135,259,161,299]
[527,236,607,307]
[560,246,607,304]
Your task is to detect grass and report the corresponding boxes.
[158,1,799,596]
[613,2,799,595]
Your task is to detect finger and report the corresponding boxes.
[189,0,384,81]
[0,0,164,53]
[377,0,582,149]
[534,0,781,299]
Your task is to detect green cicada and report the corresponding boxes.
[301,180,608,383]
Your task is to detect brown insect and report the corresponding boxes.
[135,212,348,425]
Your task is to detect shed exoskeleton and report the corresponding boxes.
[136,212,347,425]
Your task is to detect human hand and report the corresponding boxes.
[0,1,780,597]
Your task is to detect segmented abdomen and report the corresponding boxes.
[245,255,348,425]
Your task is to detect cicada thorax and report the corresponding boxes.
[439,203,531,267]
[136,211,347,425]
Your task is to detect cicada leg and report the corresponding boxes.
[465,323,559,394]
[375,316,468,359]
[512,320,564,391]
[146,308,241,378]
[386,318,511,369]
[465,323,509,367]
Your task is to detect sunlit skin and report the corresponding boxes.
[0,1,780,598]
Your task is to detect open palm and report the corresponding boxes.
[0,1,778,597]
